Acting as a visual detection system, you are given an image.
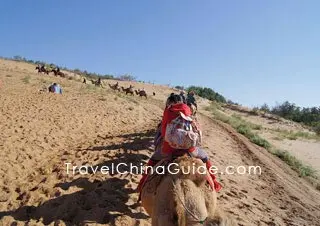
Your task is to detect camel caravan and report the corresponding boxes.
[35,65,65,78]
[35,65,155,98]
[108,81,154,98]
[35,65,50,75]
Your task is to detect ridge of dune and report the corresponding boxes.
[0,59,319,226]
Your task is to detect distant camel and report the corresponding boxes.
[108,82,119,91]
[35,65,49,75]
[141,156,235,226]
[121,85,134,95]
[51,68,66,78]
[90,78,103,87]
[135,89,147,99]
[153,92,156,96]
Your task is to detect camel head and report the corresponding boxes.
[141,156,235,226]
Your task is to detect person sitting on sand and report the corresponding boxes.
[137,93,222,192]
[48,83,62,94]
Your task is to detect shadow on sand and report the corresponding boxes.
[0,129,156,225]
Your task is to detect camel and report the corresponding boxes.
[135,89,147,99]
[35,65,49,75]
[51,68,66,78]
[121,85,134,95]
[90,78,103,87]
[141,156,235,226]
[108,82,119,91]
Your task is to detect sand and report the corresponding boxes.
[0,59,319,225]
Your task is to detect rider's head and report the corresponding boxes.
[166,93,182,107]
[189,91,195,96]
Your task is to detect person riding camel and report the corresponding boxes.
[179,90,187,104]
[137,93,222,193]
[187,90,198,115]
[187,90,197,108]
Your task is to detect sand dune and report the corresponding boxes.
[0,59,319,225]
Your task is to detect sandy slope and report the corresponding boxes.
[221,107,320,173]
[0,59,320,225]
[200,112,320,225]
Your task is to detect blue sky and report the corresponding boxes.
[1,0,319,107]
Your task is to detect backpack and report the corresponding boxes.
[164,112,202,149]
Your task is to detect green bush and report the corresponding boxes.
[250,135,271,149]
[251,107,260,115]
[208,104,270,149]
[118,74,136,81]
[175,85,185,90]
[273,149,317,178]
[313,122,320,135]
[187,86,227,103]
[268,101,320,130]
[235,124,252,136]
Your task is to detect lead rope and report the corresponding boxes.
[171,178,207,224]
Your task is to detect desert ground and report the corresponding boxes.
[0,59,319,226]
